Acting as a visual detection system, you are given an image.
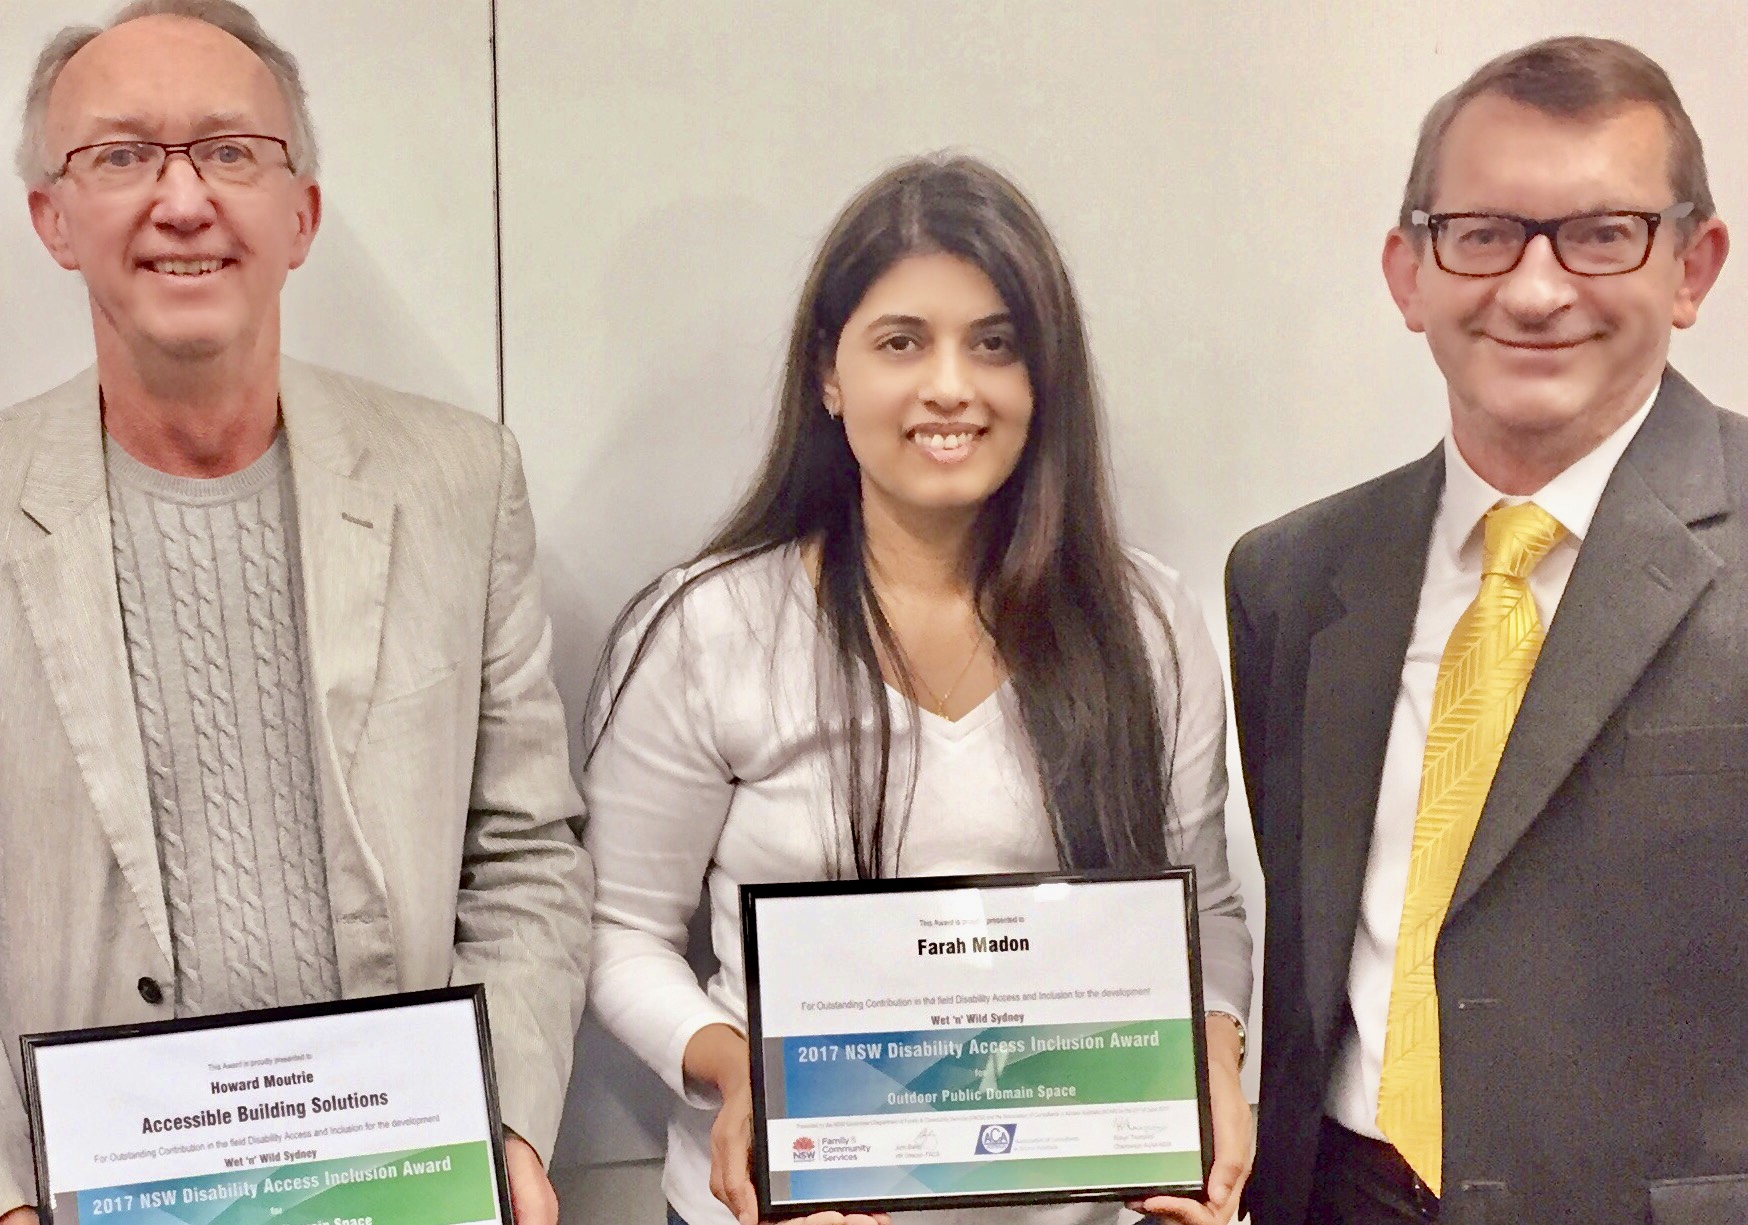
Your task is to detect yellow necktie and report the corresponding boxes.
[1376,501,1567,1195]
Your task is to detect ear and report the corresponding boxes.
[286,178,322,271]
[1672,216,1728,330]
[28,186,81,271]
[819,351,841,417]
[1381,227,1429,334]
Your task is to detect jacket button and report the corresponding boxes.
[138,977,165,1005]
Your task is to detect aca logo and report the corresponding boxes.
[792,1136,816,1163]
[974,1123,1016,1156]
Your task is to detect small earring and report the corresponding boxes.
[824,400,840,419]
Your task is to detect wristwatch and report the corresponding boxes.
[1206,1009,1248,1068]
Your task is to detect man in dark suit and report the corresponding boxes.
[1228,36,1747,1225]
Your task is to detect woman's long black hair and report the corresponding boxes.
[587,153,1181,879]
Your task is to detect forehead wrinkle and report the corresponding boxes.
[48,19,288,151]
[1435,97,1674,216]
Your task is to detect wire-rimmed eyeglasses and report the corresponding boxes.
[51,134,294,191]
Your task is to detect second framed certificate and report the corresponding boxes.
[741,869,1213,1216]
[22,987,511,1225]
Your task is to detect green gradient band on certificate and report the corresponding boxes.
[22,987,513,1225]
[741,871,1213,1216]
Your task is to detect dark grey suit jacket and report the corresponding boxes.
[1227,368,1748,1225]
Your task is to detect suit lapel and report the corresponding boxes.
[1451,370,1727,915]
[1300,449,1444,1052]
[7,371,170,964]
[280,360,396,781]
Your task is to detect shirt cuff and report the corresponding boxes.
[663,1004,748,1110]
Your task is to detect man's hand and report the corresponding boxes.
[1,1207,38,1225]
[505,1132,558,1225]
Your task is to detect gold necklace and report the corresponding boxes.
[921,630,988,718]
[879,620,987,718]
[867,569,989,718]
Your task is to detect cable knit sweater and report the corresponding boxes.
[106,433,341,1016]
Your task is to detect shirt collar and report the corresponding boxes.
[1436,382,1659,565]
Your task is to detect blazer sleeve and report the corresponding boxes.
[447,425,593,1165]
[1,1063,31,1215]
[1224,535,1271,843]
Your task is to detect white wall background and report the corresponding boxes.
[7,2,1748,1222]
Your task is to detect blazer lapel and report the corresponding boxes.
[8,371,170,964]
[281,360,395,782]
[1451,370,1727,916]
[1300,449,1444,1052]
[281,360,401,994]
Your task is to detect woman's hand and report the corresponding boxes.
[690,1024,759,1225]
[503,1131,558,1225]
[1127,1013,1253,1224]
[683,1024,890,1225]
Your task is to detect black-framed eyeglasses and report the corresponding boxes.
[51,134,294,191]
[1410,202,1695,277]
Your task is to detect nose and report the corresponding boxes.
[1493,233,1578,323]
[921,344,974,412]
[148,152,218,232]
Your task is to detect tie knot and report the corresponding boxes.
[1482,502,1566,579]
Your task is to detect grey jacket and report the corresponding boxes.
[0,359,592,1213]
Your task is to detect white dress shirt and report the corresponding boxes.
[1325,391,1656,1139]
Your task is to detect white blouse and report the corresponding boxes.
[584,545,1252,1225]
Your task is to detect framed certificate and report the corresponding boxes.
[21,986,513,1225]
[741,869,1213,1216]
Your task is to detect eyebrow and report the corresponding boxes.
[1442,202,1650,217]
[863,311,1014,331]
[80,112,255,139]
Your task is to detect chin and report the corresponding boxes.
[143,332,237,362]
[1462,378,1598,436]
[887,488,994,520]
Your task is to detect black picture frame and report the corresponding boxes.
[741,867,1214,1217]
[20,985,513,1225]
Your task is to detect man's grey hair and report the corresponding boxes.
[15,0,319,186]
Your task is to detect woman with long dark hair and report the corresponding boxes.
[583,154,1252,1225]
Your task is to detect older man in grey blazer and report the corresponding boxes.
[1229,37,1747,1225]
[0,5,590,1224]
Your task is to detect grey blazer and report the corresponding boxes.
[0,359,592,1213]
[1228,368,1748,1225]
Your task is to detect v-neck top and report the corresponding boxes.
[584,544,1251,1225]
[891,676,1010,740]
